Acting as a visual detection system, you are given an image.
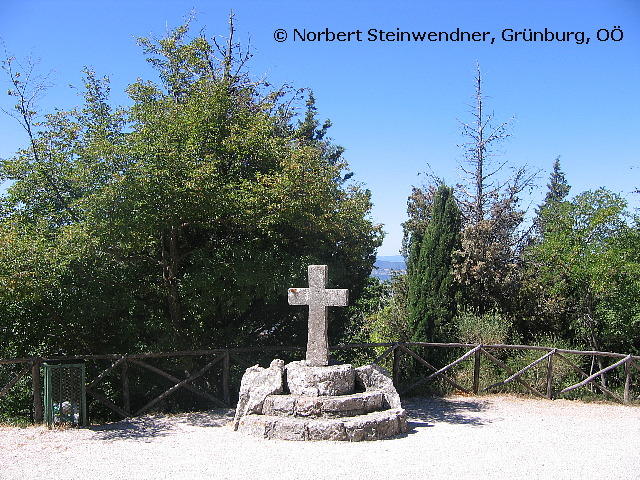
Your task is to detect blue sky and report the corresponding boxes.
[1,0,638,256]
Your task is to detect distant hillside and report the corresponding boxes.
[374,260,406,270]
[377,255,404,263]
[371,255,406,281]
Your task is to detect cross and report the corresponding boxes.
[288,265,349,366]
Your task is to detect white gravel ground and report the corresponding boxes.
[1,395,639,480]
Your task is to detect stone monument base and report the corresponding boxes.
[237,405,408,441]
[233,360,409,441]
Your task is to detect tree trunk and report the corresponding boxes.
[585,304,607,388]
[474,68,484,225]
[162,225,185,347]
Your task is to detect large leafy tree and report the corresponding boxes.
[0,17,382,357]
[524,188,640,354]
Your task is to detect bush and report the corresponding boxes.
[503,336,581,396]
[454,309,513,345]
[0,368,33,426]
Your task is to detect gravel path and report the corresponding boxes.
[1,395,639,480]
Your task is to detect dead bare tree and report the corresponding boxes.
[1,49,81,222]
[456,63,534,222]
[453,64,537,313]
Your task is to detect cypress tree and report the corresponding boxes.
[544,157,571,205]
[534,157,571,237]
[408,184,462,342]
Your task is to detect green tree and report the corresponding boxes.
[407,184,461,342]
[524,188,640,354]
[293,90,349,176]
[359,274,412,347]
[401,184,438,262]
[0,17,382,357]
[516,158,572,341]
[542,157,571,205]
[532,157,571,237]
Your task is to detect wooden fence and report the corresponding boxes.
[1,342,638,424]
[365,342,640,403]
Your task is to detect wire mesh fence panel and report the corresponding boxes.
[43,363,87,427]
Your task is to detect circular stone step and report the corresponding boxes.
[262,391,385,418]
[237,408,409,441]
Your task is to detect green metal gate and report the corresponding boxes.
[43,363,87,427]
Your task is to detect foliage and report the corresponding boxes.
[361,274,411,346]
[453,198,525,314]
[523,188,640,354]
[0,17,382,358]
[453,309,513,345]
[505,335,580,395]
[401,184,438,260]
[452,64,535,314]
[0,366,32,426]
[391,69,638,362]
[407,184,461,343]
[355,273,420,380]
[543,157,571,204]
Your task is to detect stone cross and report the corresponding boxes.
[288,265,349,366]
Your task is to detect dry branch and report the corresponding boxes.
[484,349,556,391]
[480,348,545,398]
[0,363,31,398]
[558,355,631,397]
[400,345,471,395]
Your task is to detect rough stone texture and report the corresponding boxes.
[261,391,385,418]
[342,409,409,441]
[267,417,308,441]
[260,394,298,417]
[355,364,402,409]
[286,361,355,396]
[232,359,284,430]
[234,266,406,441]
[237,409,408,441]
[235,361,408,441]
[287,265,349,366]
[306,418,348,441]
[319,391,384,416]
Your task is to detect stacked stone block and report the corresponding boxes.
[233,360,409,441]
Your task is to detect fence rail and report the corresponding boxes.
[1,342,638,424]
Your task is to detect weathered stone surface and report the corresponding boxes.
[286,361,355,396]
[343,409,409,441]
[261,394,297,416]
[237,408,408,441]
[355,364,402,409]
[232,359,284,430]
[288,265,349,366]
[261,391,385,418]
[269,417,308,441]
[306,419,347,441]
[236,415,276,438]
[320,391,384,416]
[295,396,323,417]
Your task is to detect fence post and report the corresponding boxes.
[473,346,482,394]
[546,350,555,399]
[392,344,401,389]
[122,356,130,416]
[31,358,43,424]
[624,358,632,404]
[222,351,230,407]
